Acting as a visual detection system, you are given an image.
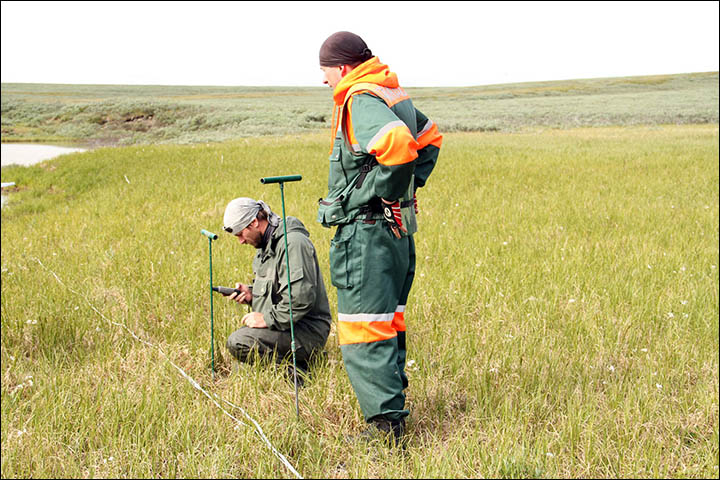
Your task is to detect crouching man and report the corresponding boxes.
[222,197,331,380]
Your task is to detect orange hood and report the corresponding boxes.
[332,57,398,105]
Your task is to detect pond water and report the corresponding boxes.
[1,143,86,167]
[1,143,87,207]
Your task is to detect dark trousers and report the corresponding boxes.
[226,326,316,370]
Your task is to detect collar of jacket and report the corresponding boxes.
[258,220,285,260]
[332,57,399,105]
[258,222,276,251]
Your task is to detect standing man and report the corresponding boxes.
[222,197,331,382]
[316,31,443,443]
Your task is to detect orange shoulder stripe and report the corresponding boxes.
[417,120,443,149]
[368,124,419,166]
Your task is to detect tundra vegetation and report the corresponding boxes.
[1,72,718,478]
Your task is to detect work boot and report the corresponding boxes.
[345,417,406,448]
[374,418,406,447]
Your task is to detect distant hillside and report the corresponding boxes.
[1,72,717,146]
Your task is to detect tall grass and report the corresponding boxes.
[1,125,717,478]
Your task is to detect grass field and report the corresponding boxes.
[1,74,719,478]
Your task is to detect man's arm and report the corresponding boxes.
[413,108,442,189]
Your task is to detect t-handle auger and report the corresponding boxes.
[201,229,219,378]
[260,174,302,418]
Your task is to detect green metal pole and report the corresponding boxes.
[260,175,302,418]
[279,182,299,418]
[209,238,215,378]
[201,229,218,378]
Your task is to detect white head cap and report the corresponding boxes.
[223,198,276,235]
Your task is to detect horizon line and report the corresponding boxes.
[2,71,718,90]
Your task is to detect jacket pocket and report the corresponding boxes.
[317,194,348,227]
[329,223,361,289]
[252,277,271,299]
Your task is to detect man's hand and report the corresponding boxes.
[381,198,407,239]
[241,312,267,328]
[228,282,252,305]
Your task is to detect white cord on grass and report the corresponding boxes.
[33,257,303,479]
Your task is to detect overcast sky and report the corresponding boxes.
[1,1,718,87]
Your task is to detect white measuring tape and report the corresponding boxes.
[34,258,303,479]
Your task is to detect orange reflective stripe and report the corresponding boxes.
[417,121,443,149]
[345,97,360,151]
[368,125,419,166]
[329,104,341,154]
[391,310,406,332]
[338,320,397,345]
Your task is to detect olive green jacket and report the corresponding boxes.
[251,216,331,350]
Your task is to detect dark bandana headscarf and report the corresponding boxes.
[319,31,373,67]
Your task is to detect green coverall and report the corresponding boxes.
[318,57,442,423]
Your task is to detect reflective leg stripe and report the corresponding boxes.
[338,312,396,345]
[338,307,407,345]
[391,305,406,333]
